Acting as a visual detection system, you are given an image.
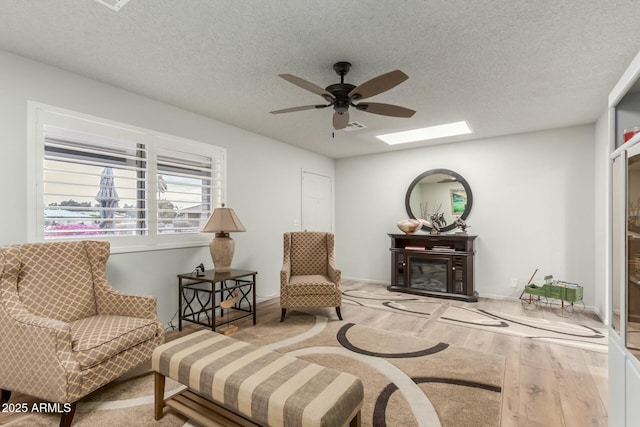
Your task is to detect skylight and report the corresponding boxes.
[94,0,131,11]
[376,121,472,145]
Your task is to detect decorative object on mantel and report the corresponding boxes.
[429,212,446,234]
[420,201,447,234]
[201,203,246,272]
[428,216,440,234]
[396,218,422,234]
[418,218,431,229]
[454,217,469,234]
[420,201,430,222]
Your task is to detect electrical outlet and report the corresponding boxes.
[510,278,518,288]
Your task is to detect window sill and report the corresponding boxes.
[39,236,210,254]
[109,240,210,254]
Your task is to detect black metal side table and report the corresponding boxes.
[177,269,257,331]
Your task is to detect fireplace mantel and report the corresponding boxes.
[388,233,477,302]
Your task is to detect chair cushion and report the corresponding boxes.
[70,315,158,369]
[286,275,338,296]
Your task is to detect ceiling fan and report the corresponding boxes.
[270,61,416,130]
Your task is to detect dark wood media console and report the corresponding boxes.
[388,233,477,302]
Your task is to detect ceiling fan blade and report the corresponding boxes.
[278,74,335,99]
[348,70,409,100]
[355,102,416,118]
[270,104,330,114]
[333,111,349,130]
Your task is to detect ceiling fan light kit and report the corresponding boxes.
[270,62,416,130]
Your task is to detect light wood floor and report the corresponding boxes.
[231,280,607,427]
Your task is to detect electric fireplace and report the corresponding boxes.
[388,233,477,301]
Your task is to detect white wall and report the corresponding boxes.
[0,50,334,325]
[335,125,597,304]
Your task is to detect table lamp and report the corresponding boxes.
[201,204,246,272]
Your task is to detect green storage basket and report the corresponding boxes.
[524,284,547,297]
[547,285,565,300]
[560,285,583,302]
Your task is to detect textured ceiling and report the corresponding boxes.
[1,0,640,158]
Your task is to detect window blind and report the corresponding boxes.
[43,125,148,238]
[156,147,223,234]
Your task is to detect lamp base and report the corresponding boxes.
[210,232,234,272]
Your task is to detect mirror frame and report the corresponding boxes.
[404,168,473,232]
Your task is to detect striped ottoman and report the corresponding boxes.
[152,330,364,427]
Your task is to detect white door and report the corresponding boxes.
[301,171,332,232]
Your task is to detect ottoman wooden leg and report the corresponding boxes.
[154,372,166,420]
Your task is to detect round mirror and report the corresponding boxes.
[405,169,473,232]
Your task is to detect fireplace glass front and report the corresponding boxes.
[408,256,449,293]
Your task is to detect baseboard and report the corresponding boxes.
[256,295,278,303]
[592,307,608,325]
[342,276,388,285]
[477,293,521,302]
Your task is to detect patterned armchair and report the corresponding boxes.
[280,231,343,322]
[0,241,164,427]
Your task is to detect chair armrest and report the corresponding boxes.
[1,288,70,335]
[11,308,69,332]
[96,288,158,320]
[0,301,80,402]
[280,260,291,287]
[328,261,341,285]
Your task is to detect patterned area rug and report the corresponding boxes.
[229,313,504,427]
[342,288,442,317]
[341,283,608,354]
[438,306,608,353]
[2,373,189,426]
[3,314,504,427]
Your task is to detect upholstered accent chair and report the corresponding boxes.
[280,231,343,321]
[0,241,164,427]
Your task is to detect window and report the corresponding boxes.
[28,104,226,252]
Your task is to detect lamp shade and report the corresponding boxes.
[201,204,246,233]
[200,204,245,273]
